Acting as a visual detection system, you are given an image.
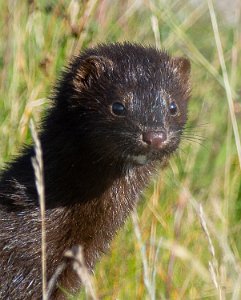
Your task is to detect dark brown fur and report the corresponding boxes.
[0,43,191,299]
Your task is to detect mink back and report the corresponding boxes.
[0,43,191,299]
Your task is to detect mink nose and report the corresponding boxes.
[142,131,167,149]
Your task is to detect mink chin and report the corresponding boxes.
[0,42,191,299]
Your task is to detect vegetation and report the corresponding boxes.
[0,0,241,299]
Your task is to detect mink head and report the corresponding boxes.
[53,43,191,167]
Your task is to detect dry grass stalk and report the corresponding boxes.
[151,15,161,49]
[166,190,187,298]
[207,0,241,168]
[71,0,99,54]
[46,262,67,300]
[132,210,155,300]
[30,119,47,300]
[46,245,98,299]
[65,246,98,300]
[198,204,223,299]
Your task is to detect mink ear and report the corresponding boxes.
[73,56,113,90]
[171,57,191,82]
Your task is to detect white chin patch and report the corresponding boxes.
[130,155,148,165]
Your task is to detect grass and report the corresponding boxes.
[0,0,241,299]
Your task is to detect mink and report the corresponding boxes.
[0,43,191,299]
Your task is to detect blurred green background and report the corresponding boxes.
[0,0,241,299]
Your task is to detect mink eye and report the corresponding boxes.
[111,102,126,116]
[169,101,179,116]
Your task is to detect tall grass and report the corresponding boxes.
[0,0,241,299]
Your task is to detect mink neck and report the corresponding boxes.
[39,135,124,209]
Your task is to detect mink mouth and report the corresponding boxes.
[126,148,173,166]
[128,154,149,165]
[125,136,180,166]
